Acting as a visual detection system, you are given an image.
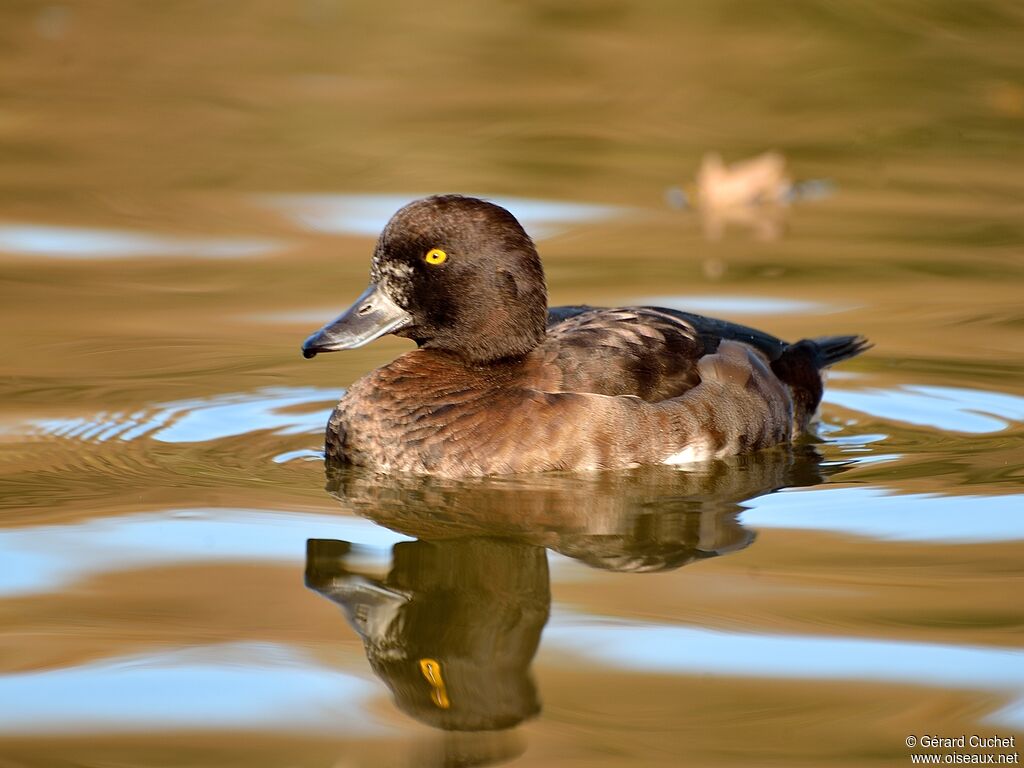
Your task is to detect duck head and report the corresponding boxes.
[302,195,549,365]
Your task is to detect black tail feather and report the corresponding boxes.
[803,335,872,369]
[770,334,870,433]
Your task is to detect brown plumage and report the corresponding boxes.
[303,195,870,477]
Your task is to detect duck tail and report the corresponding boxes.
[771,335,871,380]
[770,335,870,434]
[802,334,873,370]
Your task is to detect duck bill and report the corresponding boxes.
[302,283,412,358]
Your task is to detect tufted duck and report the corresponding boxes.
[302,195,869,476]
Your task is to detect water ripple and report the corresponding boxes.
[742,486,1024,543]
[0,509,409,597]
[545,613,1024,727]
[825,384,1024,434]
[0,643,385,735]
[31,386,336,444]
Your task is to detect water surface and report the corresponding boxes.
[1,1,1022,766]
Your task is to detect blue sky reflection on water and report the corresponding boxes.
[0,483,1019,599]
[24,377,1023,451]
[1,617,1020,736]
[825,384,1024,434]
[2,0,1022,759]
[0,510,409,597]
[543,615,1024,728]
[31,387,336,443]
[0,223,283,260]
[742,487,1024,543]
[634,295,840,316]
[7,617,1020,736]
[257,193,624,240]
[0,643,386,735]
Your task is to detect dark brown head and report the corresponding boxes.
[302,195,549,364]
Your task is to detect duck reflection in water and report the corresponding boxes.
[306,446,837,738]
[307,536,547,734]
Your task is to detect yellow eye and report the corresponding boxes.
[424,248,447,266]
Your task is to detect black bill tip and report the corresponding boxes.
[299,283,412,360]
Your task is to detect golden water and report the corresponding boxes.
[1,2,1022,766]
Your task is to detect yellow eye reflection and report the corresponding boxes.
[419,658,451,709]
[424,248,448,266]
